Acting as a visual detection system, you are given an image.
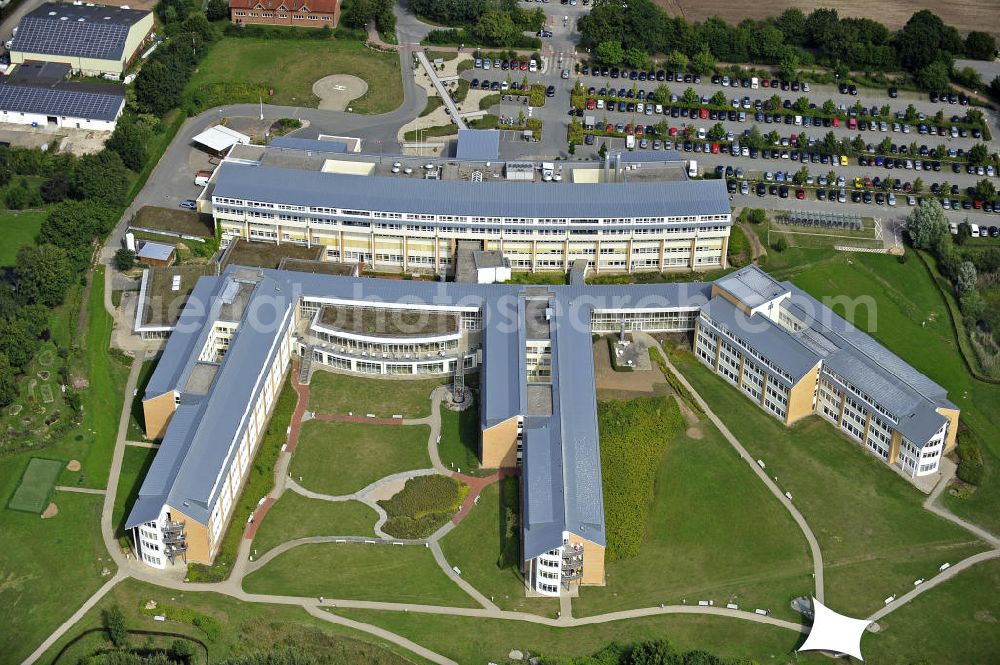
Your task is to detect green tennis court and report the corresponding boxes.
[8,458,63,513]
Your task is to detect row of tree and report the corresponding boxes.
[579,1,996,92]
[412,0,544,47]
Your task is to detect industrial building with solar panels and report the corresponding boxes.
[0,60,124,130]
[8,2,153,77]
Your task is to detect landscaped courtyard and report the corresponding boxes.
[308,370,447,419]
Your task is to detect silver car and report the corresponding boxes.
[561,68,570,79]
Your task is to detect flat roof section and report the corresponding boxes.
[526,384,553,417]
[184,363,220,395]
[318,305,460,337]
[140,264,215,328]
[523,297,552,340]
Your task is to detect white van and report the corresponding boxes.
[688,160,698,177]
[970,224,981,237]
[626,134,636,150]
[529,59,538,72]
[751,77,759,89]
[794,115,803,126]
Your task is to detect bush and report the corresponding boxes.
[115,248,137,271]
[139,602,222,640]
[771,236,789,252]
[599,395,683,559]
[956,429,985,486]
[378,474,468,539]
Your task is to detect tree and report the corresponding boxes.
[821,99,836,115]
[627,639,672,665]
[0,353,16,407]
[664,50,688,72]
[707,123,725,141]
[777,53,798,81]
[968,143,990,166]
[652,85,671,104]
[793,167,809,185]
[103,605,129,648]
[975,178,996,201]
[681,87,699,104]
[906,199,949,250]
[959,290,985,323]
[913,177,924,194]
[964,31,996,60]
[72,150,130,204]
[473,10,517,46]
[690,49,715,75]
[172,639,196,663]
[710,91,727,107]
[623,47,648,69]
[4,177,36,210]
[206,0,229,21]
[595,40,625,66]
[772,236,788,252]
[793,96,810,112]
[915,61,950,92]
[15,244,73,308]
[895,10,963,72]
[748,208,767,224]
[40,170,72,203]
[115,248,137,271]
[106,118,150,171]
[956,260,977,294]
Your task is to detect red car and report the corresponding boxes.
[796,188,805,199]
[586,98,596,110]
[699,107,708,119]
[831,117,840,127]
[635,125,644,135]
[519,60,528,71]
[668,127,678,137]
[711,143,719,154]
[605,123,614,132]
[625,123,633,134]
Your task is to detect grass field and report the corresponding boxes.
[38,579,434,665]
[651,0,997,38]
[7,457,64,513]
[862,557,1000,664]
[290,420,431,496]
[0,209,47,266]
[112,445,158,536]
[575,412,814,620]
[439,478,560,615]
[250,492,379,556]
[437,401,481,473]
[336,609,816,665]
[187,38,403,113]
[243,542,479,607]
[308,371,445,418]
[669,347,987,618]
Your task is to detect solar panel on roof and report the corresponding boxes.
[11,15,131,60]
[0,83,123,121]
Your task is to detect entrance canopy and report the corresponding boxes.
[798,597,872,661]
[192,125,250,154]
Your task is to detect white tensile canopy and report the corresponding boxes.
[797,597,872,661]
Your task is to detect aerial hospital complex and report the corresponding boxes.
[126,141,959,597]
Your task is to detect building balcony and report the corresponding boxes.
[161,520,185,535]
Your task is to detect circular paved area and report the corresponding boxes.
[313,75,368,111]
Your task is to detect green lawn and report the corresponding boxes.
[250,492,379,556]
[0,208,47,266]
[38,579,434,665]
[439,477,560,616]
[335,609,818,665]
[8,457,64,513]
[112,445,158,536]
[243,542,478,607]
[308,372,445,418]
[437,401,481,473]
[61,266,132,489]
[670,349,987,618]
[127,359,159,441]
[290,420,431,496]
[862,557,1000,665]
[575,415,814,621]
[0,475,111,665]
[186,37,403,114]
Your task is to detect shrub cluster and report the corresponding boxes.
[378,474,468,539]
[598,395,683,560]
[956,429,985,485]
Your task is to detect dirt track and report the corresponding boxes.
[653,0,997,37]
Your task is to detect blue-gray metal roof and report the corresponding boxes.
[268,136,348,154]
[12,3,149,61]
[700,297,821,383]
[212,162,732,220]
[455,129,500,161]
[714,265,789,310]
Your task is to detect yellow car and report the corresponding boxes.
[854,176,863,189]
[840,154,849,166]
